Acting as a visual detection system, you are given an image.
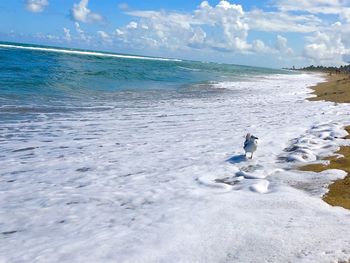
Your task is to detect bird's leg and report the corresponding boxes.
[250,152,253,159]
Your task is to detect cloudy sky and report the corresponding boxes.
[1,0,350,68]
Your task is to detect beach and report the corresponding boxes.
[309,73,350,104]
[301,73,350,210]
[1,44,350,262]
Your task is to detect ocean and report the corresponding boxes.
[1,42,350,262]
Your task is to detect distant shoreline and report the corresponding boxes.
[300,72,350,210]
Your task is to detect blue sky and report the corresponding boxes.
[1,0,350,68]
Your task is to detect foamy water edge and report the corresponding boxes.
[1,73,350,262]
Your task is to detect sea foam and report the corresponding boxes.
[1,73,350,262]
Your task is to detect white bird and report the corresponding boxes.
[244,133,258,159]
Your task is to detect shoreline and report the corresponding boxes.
[300,72,350,210]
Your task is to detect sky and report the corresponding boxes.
[1,0,350,68]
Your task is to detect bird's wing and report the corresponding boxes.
[244,139,249,148]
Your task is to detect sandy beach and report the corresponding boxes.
[301,73,350,210]
[309,73,350,104]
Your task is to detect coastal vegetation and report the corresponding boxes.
[296,64,350,74]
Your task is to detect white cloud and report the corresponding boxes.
[119,10,201,50]
[25,0,48,13]
[98,31,112,44]
[246,9,321,33]
[189,27,207,46]
[74,22,91,42]
[303,22,350,65]
[35,33,60,41]
[115,0,350,65]
[71,0,102,23]
[97,31,109,39]
[117,1,308,56]
[276,0,341,13]
[268,0,350,64]
[252,39,274,53]
[126,21,138,29]
[46,34,59,40]
[274,0,350,22]
[276,35,293,55]
[75,22,84,35]
[21,0,342,66]
[63,28,71,42]
[115,29,124,36]
[119,1,252,52]
[194,0,250,51]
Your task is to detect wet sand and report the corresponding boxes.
[301,73,350,210]
[309,73,350,103]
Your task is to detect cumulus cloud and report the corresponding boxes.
[74,22,91,42]
[116,0,313,57]
[113,0,350,65]
[126,21,138,29]
[117,1,253,52]
[35,33,60,41]
[97,31,112,44]
[303,22,350,65]
[117,10,202,50]
[25,0,48,13]
[252,39,274,53]
[115,29,124,36]
[71,0,102,23]
[63,28,71,42]
[75,22,84,35]
[194,1,250,51]
[276,35,293,55]
[267,0,350,64]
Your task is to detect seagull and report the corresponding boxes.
[244,133,258,159]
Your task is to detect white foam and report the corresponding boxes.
[250,179,270,193]
[1,73,350,262]
[236,170,268,179]
[0,43,182,62]
[280,121,348,163]
[196,176,234,192]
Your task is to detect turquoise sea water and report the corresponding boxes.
[0,42,288,117]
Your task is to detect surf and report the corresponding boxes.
[0,43,182,62]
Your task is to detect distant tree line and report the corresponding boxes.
[288,64,350,74]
